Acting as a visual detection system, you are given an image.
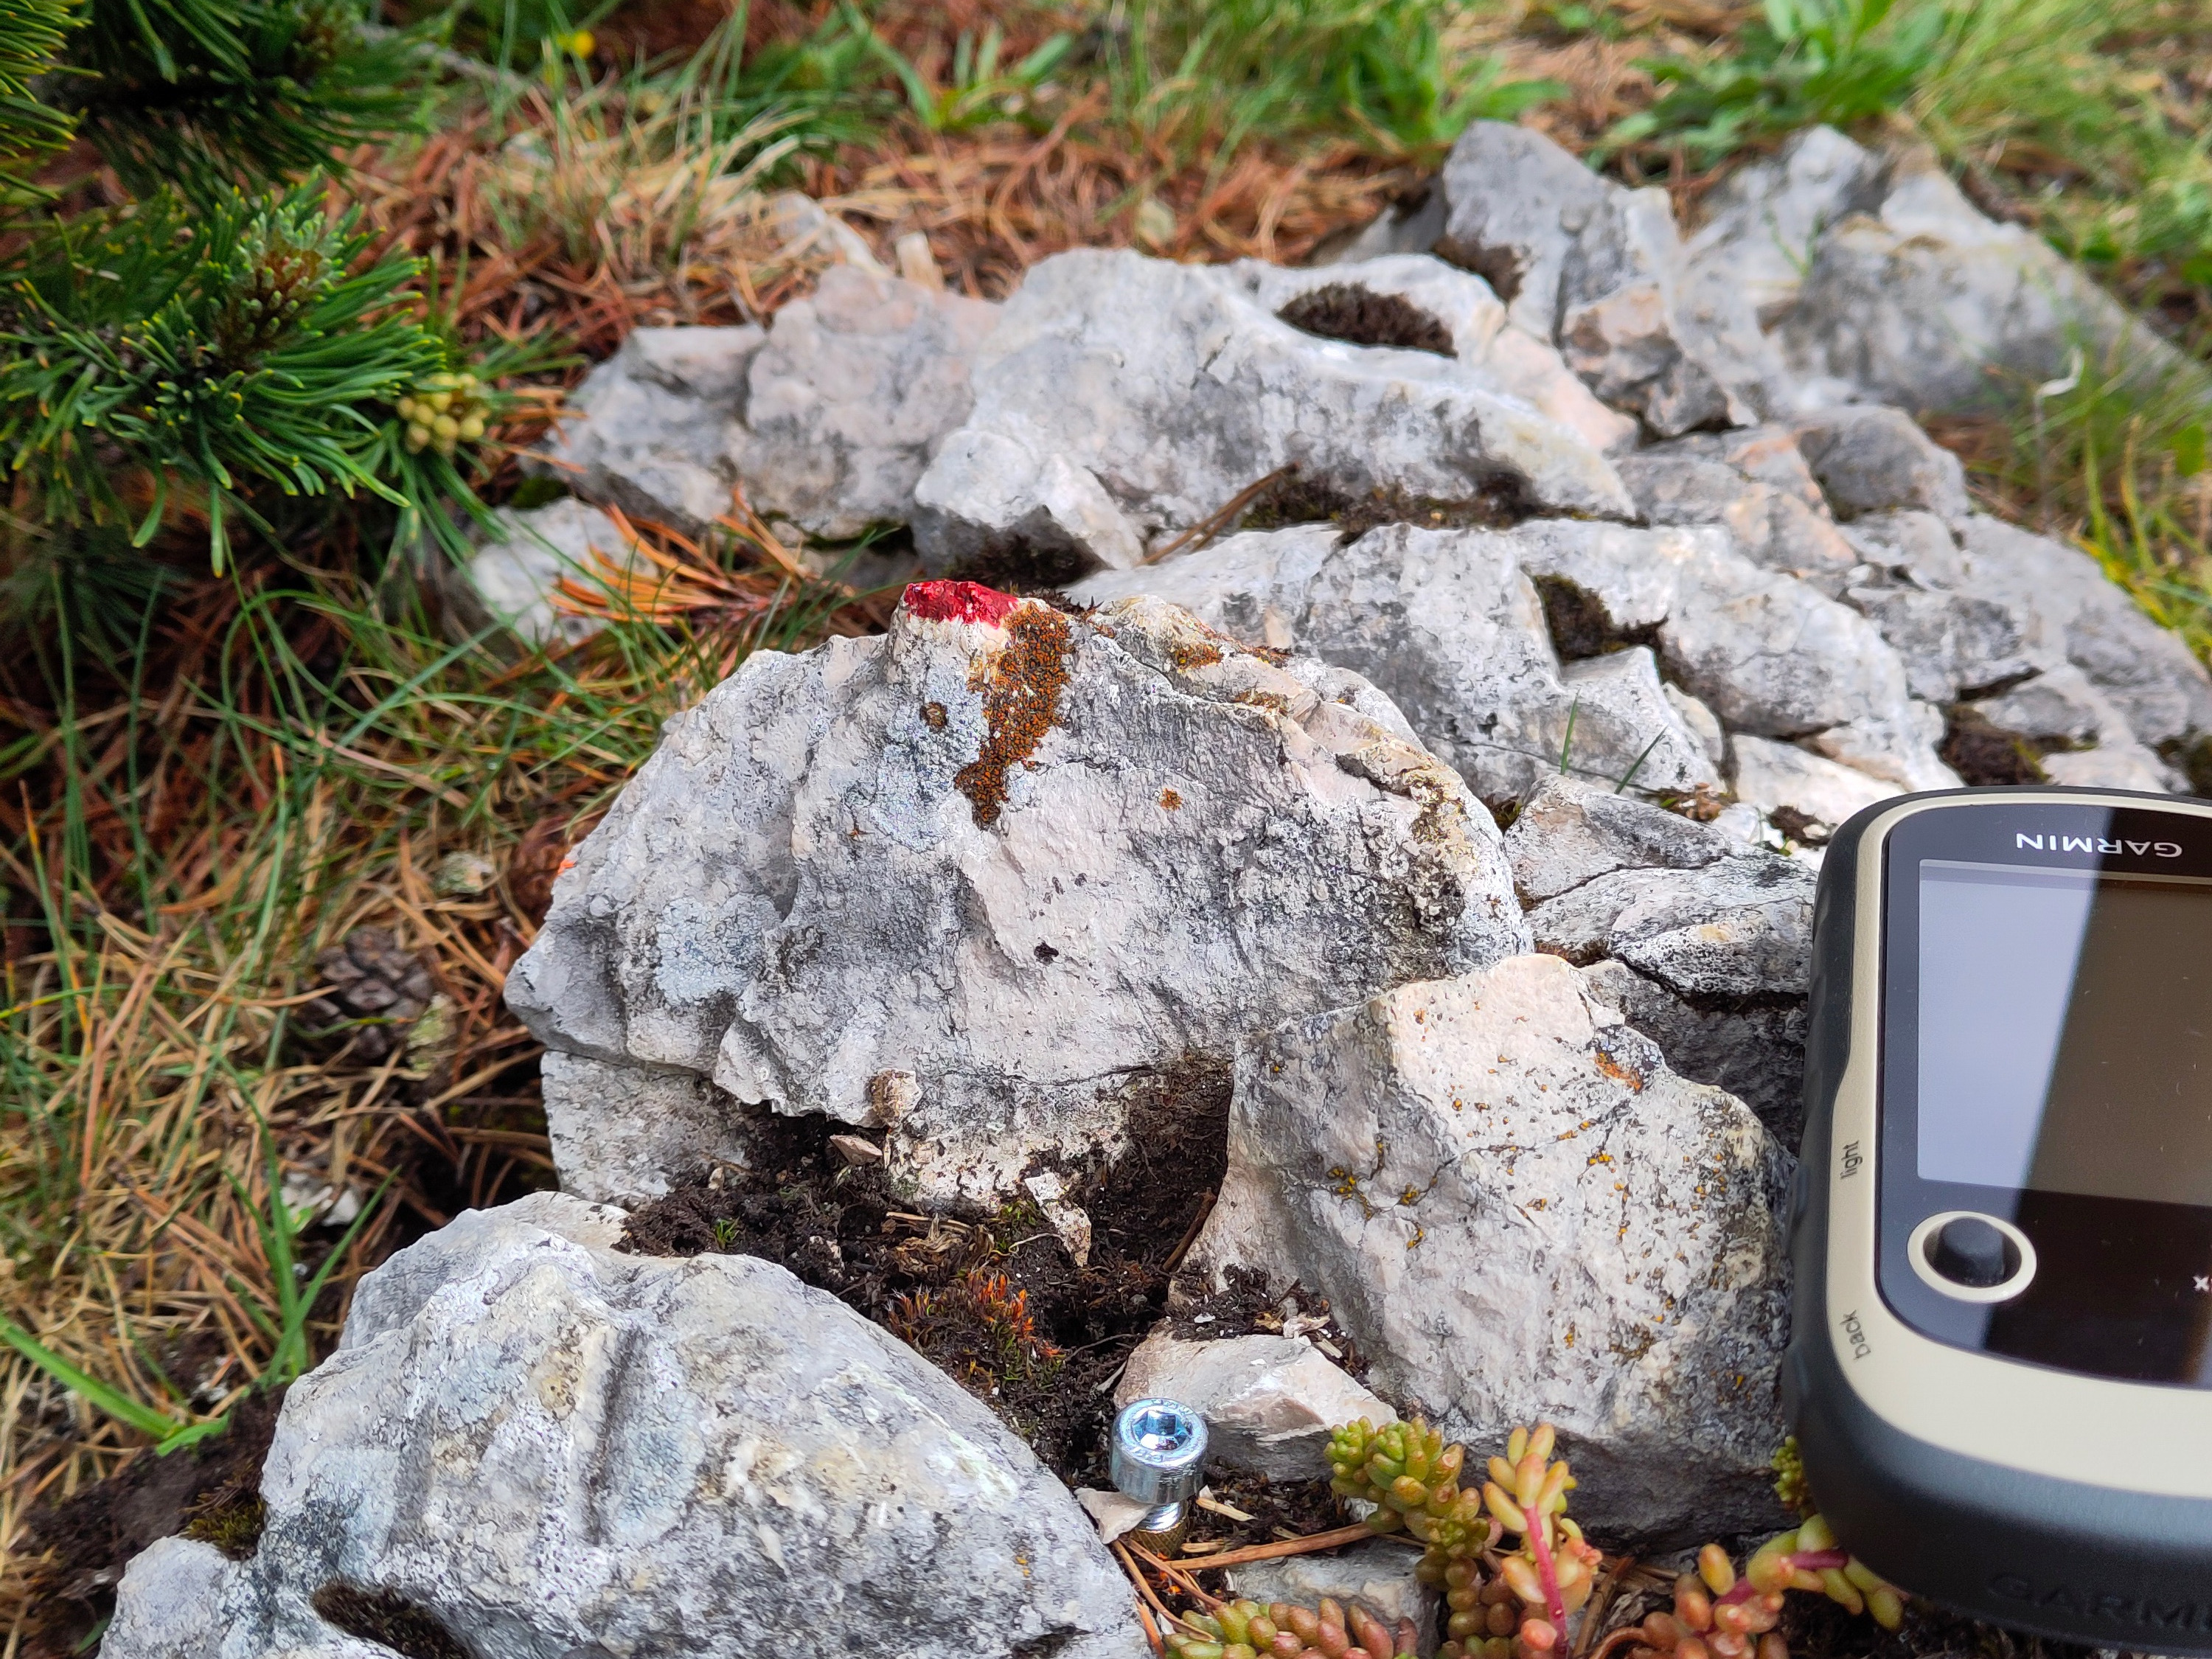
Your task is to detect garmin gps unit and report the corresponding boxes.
[1790,785,2212,1649]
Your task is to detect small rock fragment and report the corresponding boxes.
[1115,1331,1397,1480]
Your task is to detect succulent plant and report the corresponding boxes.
[1322,1422,1901,1659]
[1167,1596,1419,1659]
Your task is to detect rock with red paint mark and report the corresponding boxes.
[506,586,1528,1206]
[1188,954,1792,1545]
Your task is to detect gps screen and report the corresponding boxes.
[1917,859,2212,1206]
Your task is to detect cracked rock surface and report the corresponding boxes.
[507,582,1527,1208]
[1189,953,1792,1545]
[912,248,1636,575]
[100,1193,1148,1659]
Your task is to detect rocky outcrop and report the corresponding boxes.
[507,582,1528,1207]
[1190,954,1792,1545]
[454,498,639,649]
[911,248,1637,576]
[100,1193,1148,1659]
[1075,521,1723,805]
[1427,122,1777,435]
[536,267,998,539]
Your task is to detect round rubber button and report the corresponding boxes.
[1929,1215,2016,1287]
[1905,1210,2037,1303]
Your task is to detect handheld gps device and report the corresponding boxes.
[1790,786,2212,1649]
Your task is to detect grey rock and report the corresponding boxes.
[1955,514,2212,755]
[1073,522,1720,805]
[1840,510,1967,588]
[1963,664,2179,791]
[535,324,764,529]
[912,249,1635,576]
[1844,582,2034,703]
[508,587,1528,1207]
[1780,157,2194,414]
[535,271,996,539]
[539,1051,756,1207]
[103,1195,1147,1659]
[1618,426,1860,591]
[1681,126,1887,330]
[1224,1542,1437,1648]
[1325,188,1450,268]
[1729,734,1900,827]
[1526,855,1816,1001]
[1114,1332,1396,1480]
[730,265,1002,539]
[1578,959,1809,1148]
[1503,773,1731,905]
[1190,956,1792,1543]
[1433,123,1773,435]
[457,498,640,648]
[1792,405,1970,524]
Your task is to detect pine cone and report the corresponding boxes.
[304,928,435,1061]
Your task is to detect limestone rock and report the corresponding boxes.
[1115,1331,1397,1480]
[1502,773,1731,905]
[536,270,996,539]
[540,1051,756,1208]
[1729,734,1900,829]
[456,498,641,648]
[507,582,1528,1206]
[1617,426,1860,592]
[536,323,763,529]
[1524,853,1816,1003]
[1190,956,1792,1543]
[1680,127,1888,330]
[1779,156,2193,414]
[911,248,1636,577]
[1954,514,2212,757]
[1433,122,1773,435]
[1579,958,1809,1148]
[1074,522,1722,805]
[1843,582,2034,704]
[1791,405,1970,525]
[730,265,1002,539]
[102,1194,1147,1659]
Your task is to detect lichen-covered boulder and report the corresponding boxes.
[911,248,1636,575]
[99,1193,1148,1659]
[507,582,1528,1206]
[1189,954,1792,1544]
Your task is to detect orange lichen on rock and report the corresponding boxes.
[954,603,1077,827]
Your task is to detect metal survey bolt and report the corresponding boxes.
[1110,1397,1207,1548]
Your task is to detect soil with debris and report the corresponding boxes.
[1277,283,1456,356]
[1178,1468,1348,1559]
[620,1057,1233,1486]
[17,1386,286,1657]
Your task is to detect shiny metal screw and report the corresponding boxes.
[1111,1397,1207,1549]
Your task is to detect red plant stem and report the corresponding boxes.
[1526,1517,1569,1631]
[1789,1550,1849,1573]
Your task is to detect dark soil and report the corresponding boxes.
[313,1582,472,1659]
[1768,804,1832,846]
[945,535,1102,597]
[1239,470,1528,542]
[1939,707,2054,786]
[1777,1587,2096,1659]
[1278,284,1455,356]
[620,1057,1234,1486]
[18,1387,286,1657]
[1181,1467,1346,1557]
[1533,574,1660,663]
[1160,1262,1371,1384]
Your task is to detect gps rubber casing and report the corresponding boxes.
[1790,785,2212,1650]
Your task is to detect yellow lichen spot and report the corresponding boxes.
[1158,787,1183,810]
